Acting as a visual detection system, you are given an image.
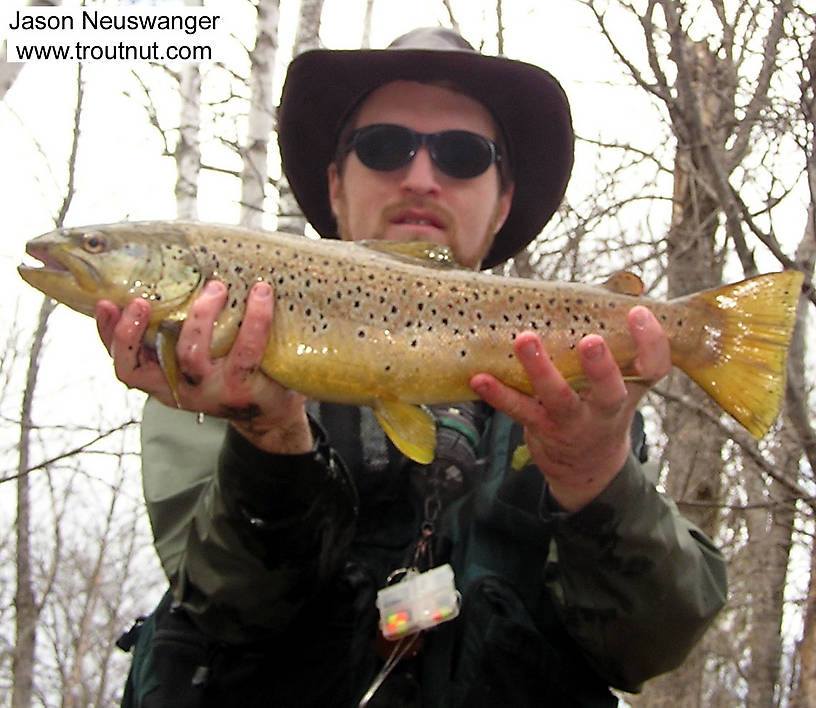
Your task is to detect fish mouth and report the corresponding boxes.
[19,244,70,274]
[18,243,100,292]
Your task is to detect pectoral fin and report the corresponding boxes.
[156,324,183,407]
[373,400,436,464]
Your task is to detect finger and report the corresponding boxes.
[575,334,628,412]
[223,282,274,384]
[628,306,671,382]
[95,300,121,354]
[513,332,580,421]
[110,298,151,376]
[470,372,548,430]
[176,280,227,381]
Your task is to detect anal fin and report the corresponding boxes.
[373,400,436,464]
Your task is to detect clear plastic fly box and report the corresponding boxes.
[376,563,461,640]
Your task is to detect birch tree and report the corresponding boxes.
[276,0,325,234]
[175,0,203,220]
[240,0,280,227]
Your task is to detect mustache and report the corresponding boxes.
[379,198,454,232]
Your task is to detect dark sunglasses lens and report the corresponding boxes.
[353,125,416,171]
[432,131,495,178]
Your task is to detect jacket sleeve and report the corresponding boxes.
[541,453,728,692]
[140,396,358,644]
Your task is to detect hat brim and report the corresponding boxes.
[278,46,574,269]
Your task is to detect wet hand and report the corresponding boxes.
[470,306,670,511]
[95,280,313,454]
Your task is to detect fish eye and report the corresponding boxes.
[82,232,107,253]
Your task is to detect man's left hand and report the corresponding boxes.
[470,306,671,511]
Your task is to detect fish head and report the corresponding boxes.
[18,222,202,319]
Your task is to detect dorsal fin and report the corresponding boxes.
[357,240,462,269]
[601,271,644,296]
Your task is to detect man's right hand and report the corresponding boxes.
[95,280,314,454]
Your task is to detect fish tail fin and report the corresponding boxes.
[674,270,803,438]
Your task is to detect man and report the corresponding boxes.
[104,28,727,707]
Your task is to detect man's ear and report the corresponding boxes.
[494,183,515,235]
[327,163,340,217]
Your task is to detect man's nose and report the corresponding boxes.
[399,147,441,196]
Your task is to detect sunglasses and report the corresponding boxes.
[344,123,502,179]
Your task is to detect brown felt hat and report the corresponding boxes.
[277,27,574,269]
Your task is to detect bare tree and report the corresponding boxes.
[276,0,325,235]
[11,59,82,708]
[553,1,815,705]
[240,0,280,227]
[175,0,203,221]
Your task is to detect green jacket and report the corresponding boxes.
[133,395,727,706]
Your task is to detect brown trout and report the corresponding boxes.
[18,221,804,463]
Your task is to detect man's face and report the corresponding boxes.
[327,81,514,270]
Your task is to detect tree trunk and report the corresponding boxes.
[276,0,324,235]
[12,60,81,708]
[175,3,201,221]
[13,298,55,708]
[240,0,279,228]
[629,34,730,708]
